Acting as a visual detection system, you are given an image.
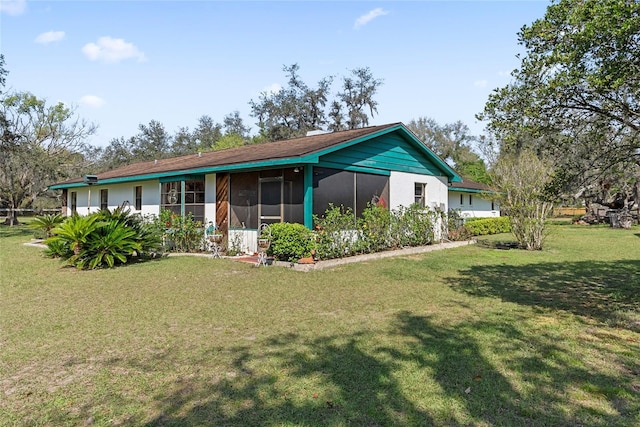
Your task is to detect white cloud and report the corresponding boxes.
[81,36,146,63]
[497,70,511,77]
[79,95,106,108]
[262,83,281,95]
[473,79,488,88]
[0,0,26,16]
[35,31,65,44]
[354,8,389,30]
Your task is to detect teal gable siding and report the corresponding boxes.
[318,133,443,176]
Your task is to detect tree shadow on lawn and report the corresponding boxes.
[139,312,638,426]
[144,331,436,426]
[0,223,34,238]
[390,312,639,426]
[450,259,640,331]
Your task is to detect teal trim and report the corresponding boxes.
[303,165,313,228]
[303,125,461,182]
[449,187,495,194]
[307,125,403,158]
[49,182,86,190]
[317,161,390,176]
[321,135,442,176]
[180,181,186,216]
[159,174,204,183]
[50,159,314,190]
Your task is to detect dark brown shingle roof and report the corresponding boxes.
[450,178,492,192]
[54,123,402,186]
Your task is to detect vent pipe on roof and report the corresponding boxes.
[306,129,332,137]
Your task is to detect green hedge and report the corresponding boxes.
[268,222,316,263]
[464,216,511,236]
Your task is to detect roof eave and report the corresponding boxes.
[48,156,320,190]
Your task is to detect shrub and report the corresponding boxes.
[360,204,392,253]
[314,205,361,259]
[159,210,204,252]
[80,221,140,269]
[388,204,435,247]
[47,214,102,257]
[29,213,65,239]
[268,222,315,262]
[446,209,471,241]
[314,203,439,260]
[464,216,511,236]
[45,208,163,269]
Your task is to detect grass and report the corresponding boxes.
[1,221,639,426]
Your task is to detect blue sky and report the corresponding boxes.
[1,0,550,147]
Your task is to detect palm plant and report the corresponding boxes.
[80,221,141,269]
[47,214,101,256]
[45,209,164,269]
[29,213,65,238]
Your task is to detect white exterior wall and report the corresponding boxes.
[204,173,216,224]
[67,180,160,217]
[388,172,449,211]
[228,229,259,255]
[66,176,219,222]
[448,191,500,218]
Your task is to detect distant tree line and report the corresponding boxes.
[88,63,385,171]
[0,54,492,225]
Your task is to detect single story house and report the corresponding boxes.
[448,178,500,218]
[50,123,462,252]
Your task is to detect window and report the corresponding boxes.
[160,179,206,223]
[414,183,426,207]
[100,189,108,210]
[70,191,77,213]
[469,195,473,205]
[312,167,389,219]
[161,181,182,217]
[184,180,205,222]
[460,194,464,205]
[313,168,355,216]
[134,186,142,210]
[491,200,496,211]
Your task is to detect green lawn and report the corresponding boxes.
[1,223,639,426]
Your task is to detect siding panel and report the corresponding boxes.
[320,134,442,176]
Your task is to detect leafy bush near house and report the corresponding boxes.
[268,222,315,262]
[446,209,472,241]
[29,213,65,239]
[360,204,392,253]
[313,203,440,260]
[314,205,362,259]
[157,209,204,252]
[44,207,163,269]
[388,204,437,248]
[464,216,511,236]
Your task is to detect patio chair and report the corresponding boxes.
[205,221,223,258]
[256,223,271,267]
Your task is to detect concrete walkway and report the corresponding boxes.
[273,240,476,272]
[25,239,476,272]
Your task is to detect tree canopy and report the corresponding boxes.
[406,117,490,184]
[92,113,252,171]
[250,64,383,141]
[478,0,640,201]
[0,92,96,224]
